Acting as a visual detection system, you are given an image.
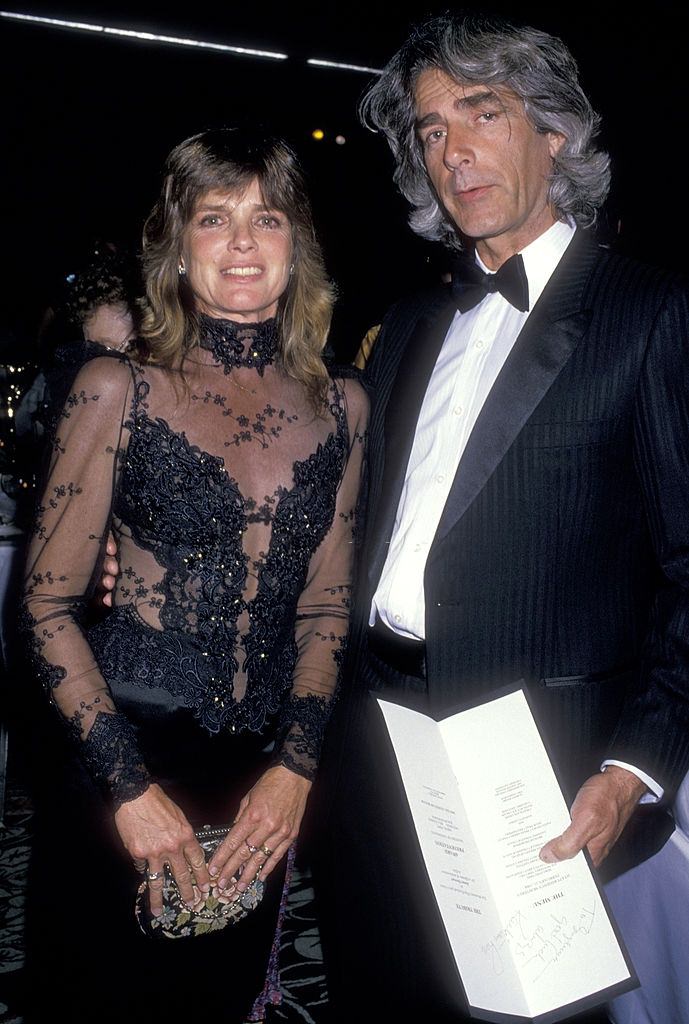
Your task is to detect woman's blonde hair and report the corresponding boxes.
[135,127,334,411]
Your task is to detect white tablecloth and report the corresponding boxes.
[0,537,22,821]
[607,772,689,1024]
[0,537,22,664]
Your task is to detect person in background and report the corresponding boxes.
[353,322,380,370]
[15,244,142,455]
[65,247,139,353]
[315,13,689,1023]
[21,126,367,1024]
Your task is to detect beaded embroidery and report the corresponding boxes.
[22,329,367,804]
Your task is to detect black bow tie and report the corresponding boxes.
[451,252,529,313]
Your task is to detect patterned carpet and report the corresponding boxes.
[0,772,29,1024]
[0,750,328,1024]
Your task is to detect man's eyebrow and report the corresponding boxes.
[458,89,504,110]
[415,111,444,132]
[415,88,506,131]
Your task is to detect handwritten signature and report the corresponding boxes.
[481,905,596,979]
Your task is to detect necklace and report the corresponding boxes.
[225,372,256,395]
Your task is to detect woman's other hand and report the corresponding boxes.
[114,783,211,916]
[207,765,311,895]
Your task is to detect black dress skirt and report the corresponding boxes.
[24,706,288,1024]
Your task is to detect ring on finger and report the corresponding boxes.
[260,845,273,857]
[245,841,259,854]
[147,870,163,881]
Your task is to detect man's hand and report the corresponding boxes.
[539,766,647,868]
[101,532,119,607]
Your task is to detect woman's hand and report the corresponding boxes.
[207,765,312,895]
[114,783,211,916]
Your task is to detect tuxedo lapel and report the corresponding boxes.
[367,299,456,586]
[432,231,601,548]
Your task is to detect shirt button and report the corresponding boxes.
[394,614,402,624]
[436,474,445,484]
[454,405,463,416]
[475,339,485,349]
[414,543,423,552]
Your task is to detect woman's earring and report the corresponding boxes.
[178,262,186,276]
[289,263,295,276]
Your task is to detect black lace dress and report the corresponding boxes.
[21,318,367,1023]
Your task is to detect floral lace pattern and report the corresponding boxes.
[22,318,368,805]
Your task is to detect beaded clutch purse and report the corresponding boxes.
[135,824,265,939]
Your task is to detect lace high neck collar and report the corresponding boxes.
[197,315,279,375]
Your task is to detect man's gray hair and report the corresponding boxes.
[360,14,611,250]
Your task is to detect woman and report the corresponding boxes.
[22,127,367,1023]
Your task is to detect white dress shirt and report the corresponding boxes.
[372,219,575,638]
[370,219,662,801]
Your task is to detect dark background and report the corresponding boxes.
[1,1,687,362]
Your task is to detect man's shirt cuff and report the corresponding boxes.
[601,759,663,803]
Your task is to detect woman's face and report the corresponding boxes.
[181,178,293,323]
[82,301,135,351]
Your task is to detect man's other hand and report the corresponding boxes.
[101,532,119,607]
[539,766,647,868]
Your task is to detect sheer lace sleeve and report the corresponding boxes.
[21,356,151,807]
[275,376,369,779]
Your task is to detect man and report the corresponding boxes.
[314,13,689,1023]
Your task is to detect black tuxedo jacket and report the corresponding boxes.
[347,230,689,863]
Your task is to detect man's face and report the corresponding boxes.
[414,68,564,267]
